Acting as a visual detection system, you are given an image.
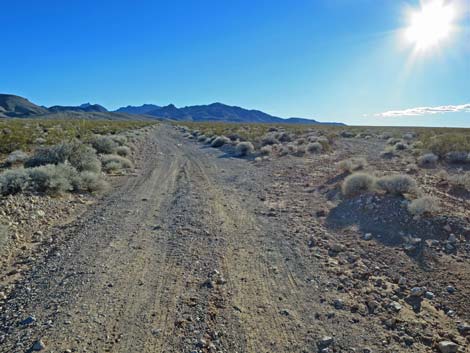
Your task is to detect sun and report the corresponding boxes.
[405,0,455,50]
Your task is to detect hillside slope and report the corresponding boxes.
[0,94,49,117]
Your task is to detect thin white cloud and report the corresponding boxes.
[376,103,470,118]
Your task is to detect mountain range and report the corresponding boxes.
[0,94,344,125]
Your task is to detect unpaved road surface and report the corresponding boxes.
[1,125,469,352]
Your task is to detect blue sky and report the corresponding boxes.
[1,0,469,126]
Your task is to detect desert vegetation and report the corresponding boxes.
[0,119,155,196]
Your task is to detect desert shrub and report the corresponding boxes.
[402,133,415,141]
[90,135,118,154]
[394,142,408,151]
[448,172,470,190]
[296,138,306,145]
[0,169,30,195]
[6,150,29,165]
[436,169,449,181]
[260,145,272,155]
[340,131,355,138]
[287,144,297,153]
[116,146,131,157]
[34,137,47,145]
[418,153,438,168]
[236,141,254,156]
[342,173,377,196]
[378,132,392,140]
[425,133,470,158]
[408,196,440,216]
[307,142,323,154]
[376,175,417,195]
[227,133,241,141]
[295,145,306,156]
[387,138,401,145]
[110,135,127,146]
[101,154,133,172]
[338,158,368,173]
[182,132,191,138]
[197,135,207,142]
[445,151,468,164]
[261,135,279,146]
[411,141,424,149]
[77,171,109,193]
[26,142,101,173]
[28,164,79,195]
[380,146,396,159]
[405,163,419,174]
[278,146,289,156]
[277,132,292,143]
[211,136,230,148]
[204,137,212,144]
[68,144,102,173]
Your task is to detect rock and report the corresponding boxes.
[329,243,345,253]
[457,322,470,336]
[31,339,46,351]
[36,210,45,217]
[363,233,373,241]
[448,234,457,244]
[446,285,456,294]
[333,299,344,310]
[20,316,36,325]
[425,291,435,300]
[388,301,402,312]
[318,336,334,349]
[279,309,291,316]
[0,291,6,300]
[438,341,458,353]
[410,287,425,297]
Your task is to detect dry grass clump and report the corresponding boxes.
[261,135,279,146]
[342,173,377,196]
[236,141,254,156]
[376,174,417,195]
[76,171,109,193]
[101,154,133,172]
[408,196,440,216]
[394,142,408,151]
[448,172,470,190]
[307,142,323,154]
[211,136,230,148]
[260,145,272,155]
[424,133,470,158]
[337,158,368,173]
[116,146,131,157]
[6,150,29,165]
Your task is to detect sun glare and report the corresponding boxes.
[406,0,455,50]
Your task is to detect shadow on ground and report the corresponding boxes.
[325,194,464,247]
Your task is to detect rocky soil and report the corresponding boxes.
[0,125,469,352]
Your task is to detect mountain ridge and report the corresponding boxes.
[0,93,345,125]
[117,102,344,125]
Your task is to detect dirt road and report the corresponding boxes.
[1,125,468,353]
